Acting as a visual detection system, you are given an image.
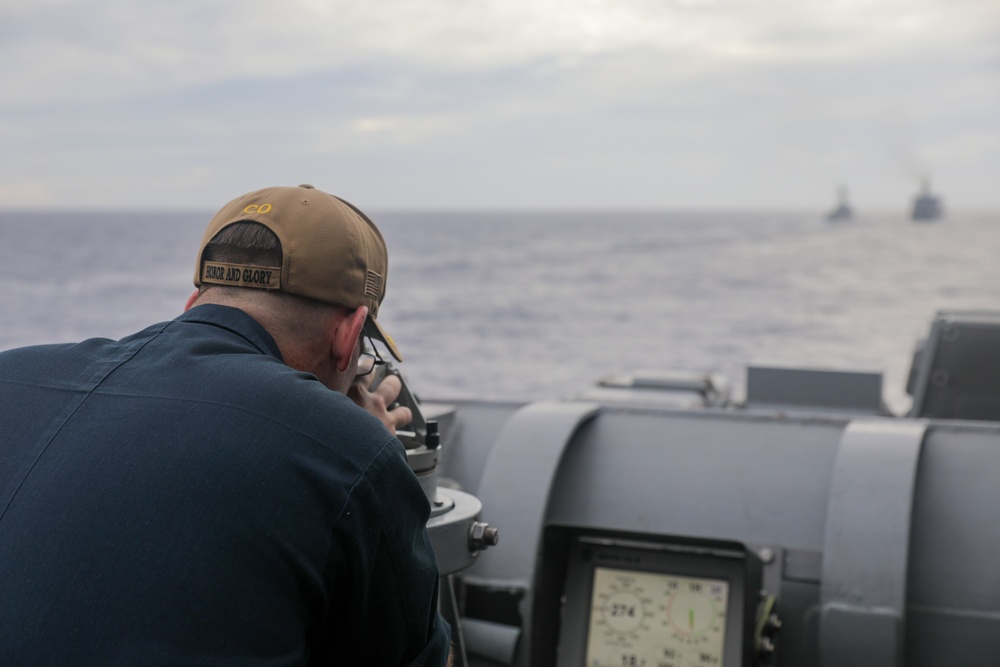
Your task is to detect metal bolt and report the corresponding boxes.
[469,522,500,552]
[766,614,782,635]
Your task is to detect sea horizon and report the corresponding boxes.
[4,207,999,415]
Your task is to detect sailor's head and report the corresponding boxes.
[192,184,401,361]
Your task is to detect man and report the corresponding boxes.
[0,185,451,665]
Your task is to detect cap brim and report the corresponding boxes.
[365,316,403,362]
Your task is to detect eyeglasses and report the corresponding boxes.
[356,335,386,377]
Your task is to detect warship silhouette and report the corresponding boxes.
[912,177,943,221]
[826,186,853,222]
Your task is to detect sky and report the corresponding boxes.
[1,0,998,211]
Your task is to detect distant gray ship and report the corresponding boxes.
[826,186,853,222]
[912,178,943,221]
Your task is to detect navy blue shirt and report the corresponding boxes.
[0,305,450,666]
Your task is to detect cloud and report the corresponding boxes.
[1,0,998,208]
[5,0,996,106]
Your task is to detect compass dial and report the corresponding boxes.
[601,589,647,633]
[665,585,724,642]
[585,568,729,667]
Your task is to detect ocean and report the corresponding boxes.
[3,208,999,415]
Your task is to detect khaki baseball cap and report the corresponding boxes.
[194,184,402,361]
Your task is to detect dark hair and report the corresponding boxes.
[198,220,345,328]
[202,221,281,267]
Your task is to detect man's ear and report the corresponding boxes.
[332,306,369,373]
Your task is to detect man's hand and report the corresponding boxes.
[348,372,413,435]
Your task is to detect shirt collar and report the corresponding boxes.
[174,304,284,361]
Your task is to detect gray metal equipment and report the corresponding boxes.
[908,310,1000,421]
[369,364,499,667]
[425,310,1000,667]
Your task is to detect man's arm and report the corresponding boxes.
[319,440,451,666]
